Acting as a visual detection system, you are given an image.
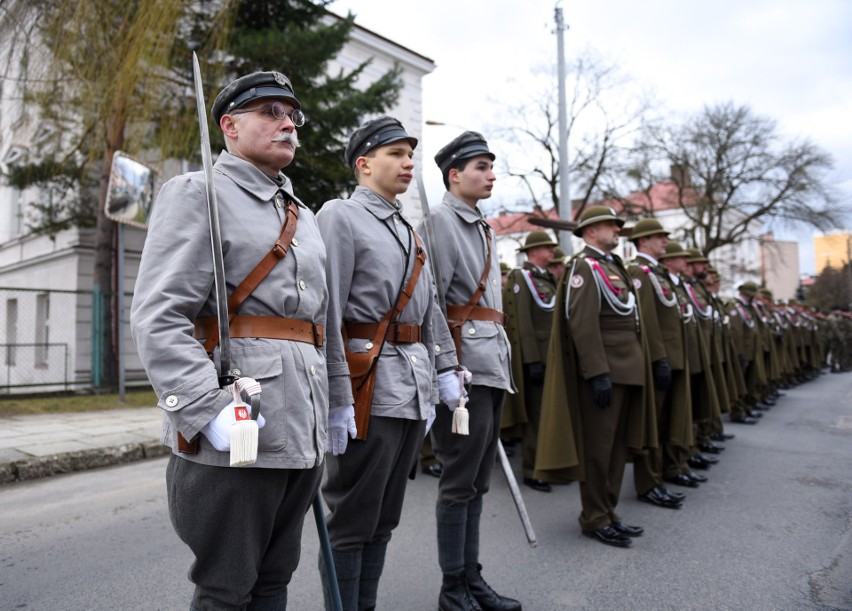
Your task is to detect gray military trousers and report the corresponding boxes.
[166,455,323,610]
[432,385,504,506]
[322,415,425,551]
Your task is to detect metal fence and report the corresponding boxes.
[0,286,145,394]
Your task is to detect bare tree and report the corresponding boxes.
[487,49,653,220]
[807,264,851,310]
[624,101,844,255]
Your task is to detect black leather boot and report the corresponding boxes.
[439,572,482,611]
[465,564,522,611]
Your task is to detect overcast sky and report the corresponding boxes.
[329,0,852,273]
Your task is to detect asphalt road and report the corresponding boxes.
[2,372,851,610]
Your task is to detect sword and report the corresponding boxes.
[192,52,237,388]
[415,171,537,547]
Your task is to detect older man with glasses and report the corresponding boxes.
[131,70,332,610]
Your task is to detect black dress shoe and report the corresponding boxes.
[753,403,770,411]
[422,463,443,478]
[696,452,719,464]
[699,441,725,454]
[660,486,685,502]
[637,486,682,509]
[731,416,758,425]
[610,521,643,537]
[711,432,735,441]
[664,473,699,488]
[746,410,764,418]
[688,454,717,470]
[583,525,632,547]
[685,470,708,483]
[523,477,552,492]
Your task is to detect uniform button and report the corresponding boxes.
[275,194,284,208]
[299,279,306,290]
[434,344,441,353]
[492,278,497,286]
[365,341,374,349]
[291,238,299,247]
[410,355,418,363]
[310,365,317,375]
[165,395,178,407]
[233,369,241,376]
[468,327,476,335]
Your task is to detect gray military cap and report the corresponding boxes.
[345,116,418,168]
[211,71,301,125]
[434,131,495,175]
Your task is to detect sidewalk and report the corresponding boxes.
[0,407,165,485]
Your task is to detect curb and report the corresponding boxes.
[0,440,169,485]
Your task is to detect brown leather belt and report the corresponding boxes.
[446,305,507,326]
[194,315,323,347]
[346,322,422,344]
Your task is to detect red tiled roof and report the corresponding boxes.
[486,208,561,234]
[486,180,703,236]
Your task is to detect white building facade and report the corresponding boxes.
[0,17,434,392]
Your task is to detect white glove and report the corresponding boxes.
[327,405,357,455]
[425,404,436,435]
[201,397,267,452]
[438,370,463,409]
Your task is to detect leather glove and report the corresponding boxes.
[652,358,672,391]
[437,370,463,409]
[590,374,612,409]
[201,397,267,452]
[327,405,357,456]
[525,361,545,385]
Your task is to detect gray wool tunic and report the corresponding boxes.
[131,152,331,469]
[316,185,456,419]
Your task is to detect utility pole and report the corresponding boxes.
[846,235,851,308]
[555,4,572,255]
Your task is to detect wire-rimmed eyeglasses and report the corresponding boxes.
[229,101,305,127]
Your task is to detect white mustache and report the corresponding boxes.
[273,132,300,148]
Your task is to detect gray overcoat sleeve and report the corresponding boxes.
[130,175,231,441]
[316,200,356,409]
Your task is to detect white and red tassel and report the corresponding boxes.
[451,370,473,435]
[229,378,262,467]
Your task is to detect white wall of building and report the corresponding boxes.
[0,17,434,392]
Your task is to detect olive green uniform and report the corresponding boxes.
[502,262,557,478]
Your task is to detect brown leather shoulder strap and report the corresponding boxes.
[203,200,299,352]
[345,230,427,379]
[449,222,492,321]
[391,231,427,323]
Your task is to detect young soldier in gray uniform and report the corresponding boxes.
[316,116,459,611]
[131,71,329,609]
[420,132,521,611]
